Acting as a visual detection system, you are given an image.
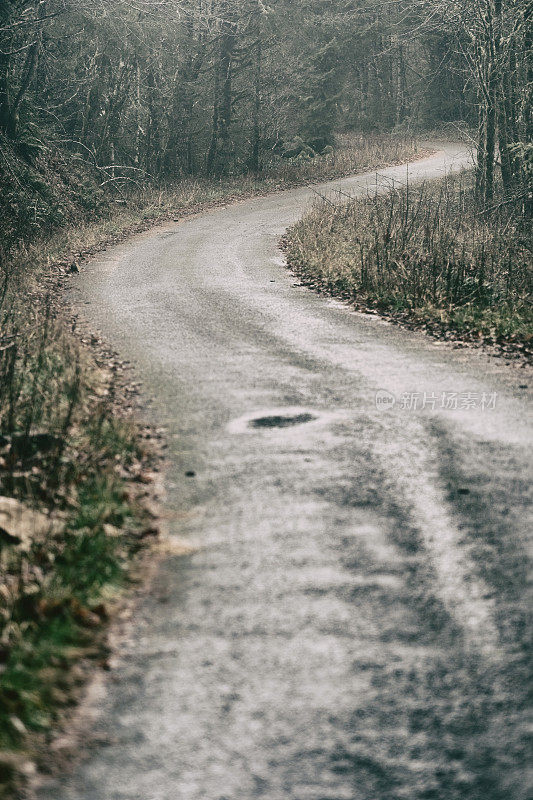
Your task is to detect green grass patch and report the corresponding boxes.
[0,379,154,793]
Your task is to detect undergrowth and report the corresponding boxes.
[0,270,156,795]
[0,132,422,258]
[284,174,532,352]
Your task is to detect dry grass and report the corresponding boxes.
[0,262,159,795]
[1,133,423,272]
[285,174,532,352]
[260,133,423,184]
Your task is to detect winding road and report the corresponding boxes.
[38,145,532,800]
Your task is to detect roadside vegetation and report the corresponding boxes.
[0,261,164,795]
[284,174,533,355]
[281,0,533,359]
[0,131,422,256]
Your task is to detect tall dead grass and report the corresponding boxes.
[285,174,532,347]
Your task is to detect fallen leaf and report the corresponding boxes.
[0,497,63,552]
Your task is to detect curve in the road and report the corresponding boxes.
[37,145,532,800]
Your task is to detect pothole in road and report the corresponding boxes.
[226,407,327,435]
[249,412,316,430]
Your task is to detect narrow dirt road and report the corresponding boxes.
[38,145,532,800]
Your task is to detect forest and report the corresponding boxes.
[0,0,530,249]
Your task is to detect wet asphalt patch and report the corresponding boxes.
[226,406,334,435]
[249,412,317,429]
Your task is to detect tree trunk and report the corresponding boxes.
[207,3,236,175]
[483,79,497,208]
[475,101,486,206]
[219,13,236,169]
[249,29,262,173]
[206,60,220,174]
[0,50,14,136]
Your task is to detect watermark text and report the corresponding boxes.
[375,390,498,413]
